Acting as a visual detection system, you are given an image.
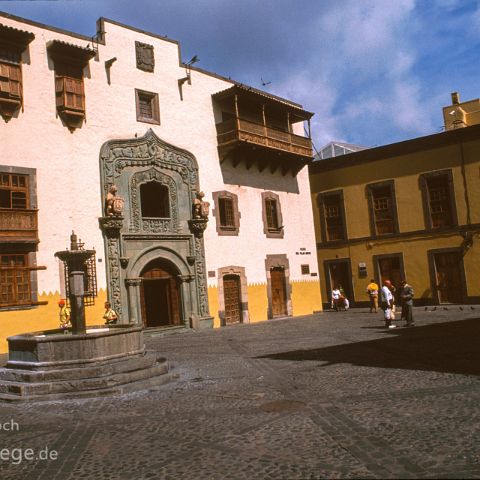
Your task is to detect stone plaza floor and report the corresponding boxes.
[0,306,479,479]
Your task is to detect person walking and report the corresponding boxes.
[399,279,415,327]
[366,279,379,313]
[381,280,396,328]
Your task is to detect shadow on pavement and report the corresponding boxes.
[257,318,480,376]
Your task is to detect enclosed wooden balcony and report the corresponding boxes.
[0,208,39,243]
[213,85,314,176]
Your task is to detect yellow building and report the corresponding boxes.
[310,93,480,308]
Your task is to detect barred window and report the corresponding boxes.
[218,197,235,228]
[213,191,240,236]
[262,192,284,238]
[265,198,279,231]
[135,89,160,124]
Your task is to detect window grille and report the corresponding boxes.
[218,197,235,228]
[265,198,279,231]
[63,242,97,307]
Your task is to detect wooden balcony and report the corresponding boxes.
[0,209,39,243]
[216,118,313,175]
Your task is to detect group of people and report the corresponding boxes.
[330,285,350,311]
[330,278,415,328]
[58,300,118,331]
[367,278,415,328]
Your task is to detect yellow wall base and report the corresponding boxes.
[0,290,107,354]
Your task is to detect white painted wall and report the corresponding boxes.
[1,14,319,294]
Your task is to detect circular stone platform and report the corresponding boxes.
[0,325,171,402]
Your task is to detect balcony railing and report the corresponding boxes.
[0,208,39,242]
[216,118,313,158]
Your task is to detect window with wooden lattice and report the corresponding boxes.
[55,64,85,117]
[367,181,398,236]
[213,191,240,236]
[47,40,95,131]
[0,25,34,121]
[262,192,284,238]
[318,191,346,242]
[421,170,457,230]
[0,254,30,307]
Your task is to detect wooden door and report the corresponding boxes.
[223,274,242,325]
[378,256,402,290]
[434,252,463,304]
[141,261,181,327]
[328,261,352,301]
[271,267,287,317]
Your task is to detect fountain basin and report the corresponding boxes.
[7,324,144,370]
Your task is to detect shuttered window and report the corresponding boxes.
[0,62,21,99]
[55,64,85,114]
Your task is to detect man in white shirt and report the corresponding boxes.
[381,280,396,328]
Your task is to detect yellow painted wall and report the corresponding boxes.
[246,283,269,323]
[0,290,107,354]
[207,280,321,328]
[291,280,322,315]
[207,285,221,328]
[311,133,480,306]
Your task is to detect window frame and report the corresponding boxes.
[54,65,85,116]
[140,181,170,219]
[317,190,347,243]
[261,191,284,239]
[366,180,399,237]
[212,191,240,236]
[135,88,160,125]
[0,172,29,209]
[420,169,457,230]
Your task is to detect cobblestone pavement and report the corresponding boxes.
[0,307,479,479]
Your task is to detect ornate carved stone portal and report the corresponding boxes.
[99,129,212,330]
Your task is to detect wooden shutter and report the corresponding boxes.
[0,62,22,98]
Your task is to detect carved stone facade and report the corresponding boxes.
[99,129,212,329]
[135,41,154,72]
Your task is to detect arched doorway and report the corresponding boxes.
[271,266,287,317]
[140,259,181,328]
[223,274,242,325]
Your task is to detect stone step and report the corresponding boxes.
[0,356,169,397]
[0,370,174,403]
[0,352,159,383]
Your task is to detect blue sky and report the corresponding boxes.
[1,0,479,151]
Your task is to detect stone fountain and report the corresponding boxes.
[0,233,170,402]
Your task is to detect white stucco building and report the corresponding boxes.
[0,11,321,350]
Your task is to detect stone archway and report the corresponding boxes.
[98,129,212,329]
[140,259,182,328]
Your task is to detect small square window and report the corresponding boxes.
[301,264,310,275]
[135,89,160,124]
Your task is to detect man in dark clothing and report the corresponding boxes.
[399,279,415,327]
